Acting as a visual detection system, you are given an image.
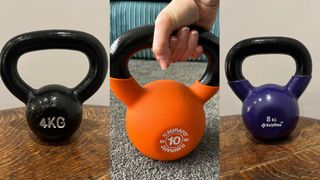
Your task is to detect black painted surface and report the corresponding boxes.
[0,30,108,142]
[225,37,312,81]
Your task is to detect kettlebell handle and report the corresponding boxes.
[110,25,219,86]
[0,30,108,104]
[225,37,312,81]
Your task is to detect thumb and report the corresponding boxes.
[153,13,174,70]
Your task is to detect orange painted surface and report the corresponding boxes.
[111,77,219,161]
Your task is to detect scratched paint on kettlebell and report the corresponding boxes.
[39,116,66,129]
[261,116,284,128]
[160,128,189,153]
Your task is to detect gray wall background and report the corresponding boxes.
[0,0,109,109]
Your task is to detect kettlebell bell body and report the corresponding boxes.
[111,25,219,160]
[226,37,312,140]
[0,30,108,142]
[26,85,82,141]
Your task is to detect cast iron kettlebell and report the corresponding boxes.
[0,30,108,142]
[226,37,312,140]
[110,25,219,160]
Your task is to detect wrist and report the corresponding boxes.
[157,0,200,29]
[197,0,219,7]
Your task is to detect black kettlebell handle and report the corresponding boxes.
[0,30,108,104]
[225,37,312,81]
[110,25,219,86]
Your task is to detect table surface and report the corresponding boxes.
[0,105,109,179]
[220,115,320,180]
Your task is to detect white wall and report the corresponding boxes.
[221,0,320,118]
[0,0,109,109]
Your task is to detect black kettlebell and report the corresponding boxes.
[0,30,108,142]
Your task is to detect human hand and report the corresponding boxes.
[152,0,219,70]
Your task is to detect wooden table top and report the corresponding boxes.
[220,115,320,180]
[0,105,109,179]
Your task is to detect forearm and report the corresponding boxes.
[156,0,199,31]
[156,0,219,31]
[195,0,219,29]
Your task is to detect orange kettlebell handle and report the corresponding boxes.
[110,25,219,105]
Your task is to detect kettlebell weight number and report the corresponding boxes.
[167,135,183,146]
[39,116,66,129]
[266,116,277,122]
[261,116,284,129]
[160,128,189,153]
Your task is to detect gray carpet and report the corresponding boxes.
[110,60,219,180]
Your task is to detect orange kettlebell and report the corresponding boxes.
[110,25,219,161]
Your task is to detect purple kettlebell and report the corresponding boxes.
[225,37,312,140]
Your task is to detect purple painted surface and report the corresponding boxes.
[228,75,311,140]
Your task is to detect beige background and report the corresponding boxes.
[221,0,320,118]
[0,0,109,109]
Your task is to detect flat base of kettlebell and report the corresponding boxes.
[220,115,320,179]
[28,130,80,145]
[249,134,292,143]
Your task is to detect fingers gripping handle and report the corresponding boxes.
[110,25,219,86]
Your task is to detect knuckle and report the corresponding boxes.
[152,46,164,55]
